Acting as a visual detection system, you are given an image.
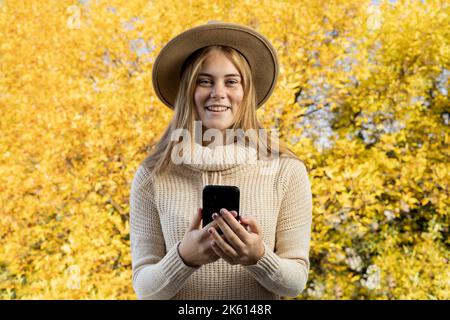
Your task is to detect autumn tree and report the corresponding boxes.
[0,0,448,299]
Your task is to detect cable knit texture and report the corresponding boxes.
[129,142,313,300]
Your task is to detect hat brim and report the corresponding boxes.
[152,22,279,110]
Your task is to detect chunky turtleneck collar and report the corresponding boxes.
[176,142,258,186]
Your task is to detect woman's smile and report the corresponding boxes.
[205,105,231,113]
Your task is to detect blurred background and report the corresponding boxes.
[0,0,448,299]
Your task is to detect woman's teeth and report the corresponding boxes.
[206,106,230,112]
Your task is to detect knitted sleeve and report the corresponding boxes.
[244,159,313,297]
[129,165,200,300]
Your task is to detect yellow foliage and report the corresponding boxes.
[0,0,448,299]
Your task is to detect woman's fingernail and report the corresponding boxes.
[212,213,218,219]
[220,208,226,215]
[231,211,237,217]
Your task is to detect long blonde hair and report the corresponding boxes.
[142,45,302,176]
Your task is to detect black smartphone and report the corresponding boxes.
[202,185,240,231]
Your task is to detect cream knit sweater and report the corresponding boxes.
[129,142,313,300]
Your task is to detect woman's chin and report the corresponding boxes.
[202,121,232,131]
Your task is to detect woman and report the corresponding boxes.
[130,21,313,300]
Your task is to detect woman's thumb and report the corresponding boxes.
[240,215,261,234]
[188,208,202,231]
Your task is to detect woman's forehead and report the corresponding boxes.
[199,53,240,76]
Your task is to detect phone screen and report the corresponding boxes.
[202,185,240,229]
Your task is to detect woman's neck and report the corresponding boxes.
[200,127,236,147]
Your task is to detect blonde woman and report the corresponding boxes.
[130,21,313,300]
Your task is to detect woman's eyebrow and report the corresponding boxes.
[198,73,241,77]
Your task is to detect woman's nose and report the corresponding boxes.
[210,83,226,98]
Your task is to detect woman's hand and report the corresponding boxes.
[178,208,220,267]
[208,208,265,266]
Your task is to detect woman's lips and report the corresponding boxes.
[206,108,229,113]
[205,106,231,113]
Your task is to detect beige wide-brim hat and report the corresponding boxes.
[152,21,279,110]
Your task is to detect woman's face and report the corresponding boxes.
[194,50,244,133]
